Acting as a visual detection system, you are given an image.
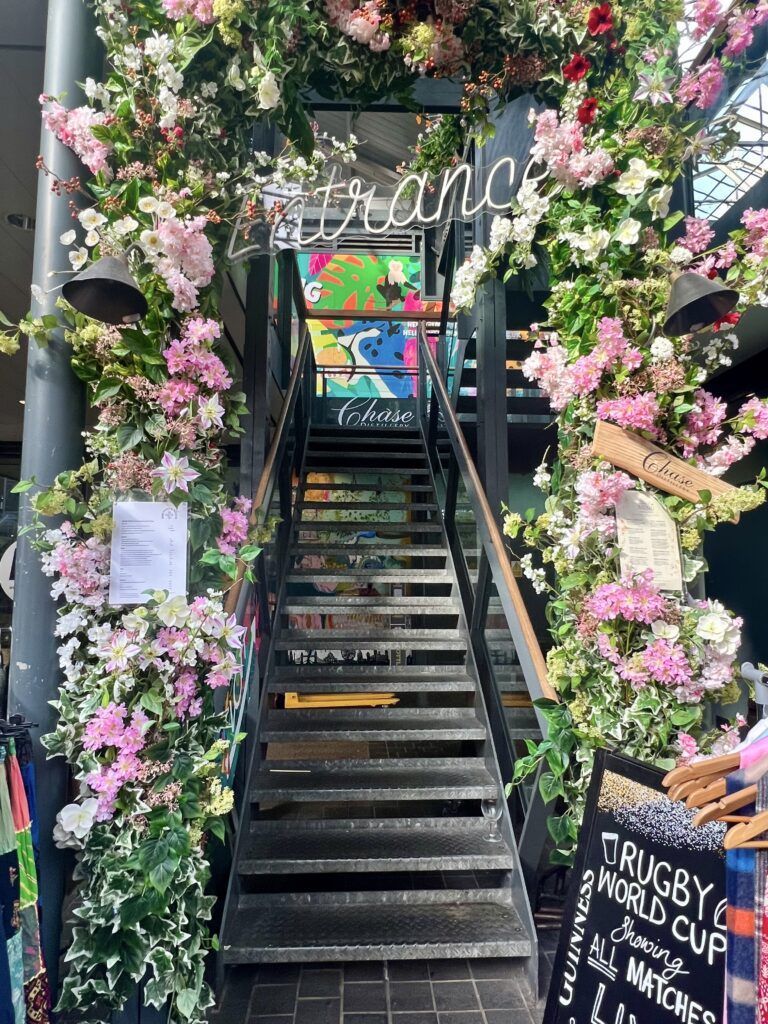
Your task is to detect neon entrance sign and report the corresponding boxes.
[227,155,541,259]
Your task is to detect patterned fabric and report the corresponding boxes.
[726,758,758,1024]
[757,774,768,1024]
[5,745,49,1024]
[0,755,23,1024]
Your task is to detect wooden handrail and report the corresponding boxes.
[224,325,313,615]
[418,329,557,704]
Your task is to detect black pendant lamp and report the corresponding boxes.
[62,255,147,325]
[663,271,739,336]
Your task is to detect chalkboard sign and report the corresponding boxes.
[545,750,727,1024]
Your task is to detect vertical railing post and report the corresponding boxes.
[8,0,102,997]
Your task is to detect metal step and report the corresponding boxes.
[287,570,452,583]
[301,482,435,493]
[252,758,497,802]
[295,521,442,533]
[238,818,515,873]
[262,708,485,742]
[224,892,529,963]
[308,436,424,448]
[290,544,447,557]
[283,596,459,612]
[306,466,431,476]
[299,501,438,511]
[268,676,476,694]
[275,630,467,651]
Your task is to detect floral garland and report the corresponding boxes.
[449,0,768,858]
[0,0,765,1016]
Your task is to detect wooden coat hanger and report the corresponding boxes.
[685,777,729,809]
[668,773,724,803]
[724,809,768,850]
[662,751,741,788]
[692,785,757,826]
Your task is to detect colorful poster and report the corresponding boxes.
[297,252,440,400]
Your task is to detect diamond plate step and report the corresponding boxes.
[268,676,476,694]
[283,596,458,612]
[238,819,514,873]
[224,893,529,963]
[274,630,467,650]
[287,570,452,584]
[299,501,438,512]
[295,521,442,533]
[290,544,447,557]
[252,758,496,801]
[262,708,485,742]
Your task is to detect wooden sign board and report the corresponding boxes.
[592,420,737,505]
[544,750,726,1024]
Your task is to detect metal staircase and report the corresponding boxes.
[216,315,558,1008]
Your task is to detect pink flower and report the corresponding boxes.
[738,396,768,439]
[173,670,201,719]
[596,393,661,434]
[692,0,722,37]
[681,388,726,456]
[676,733,700,765]
[575,469,634,534]
[99,630,142,673]
[531,109,613,190]
[680,216,715,254]
[162,0,215,22]
[218,500,251,555]
[152,451,200,494]
[522,339,574,411]
[585,571,668,625]
[40,97,113,174]
[724,8,755,56]
[677,58,725,109]
[83,702,127,752]
[703,435,756,475]
[642,639,693,688]
[741,207,768,258]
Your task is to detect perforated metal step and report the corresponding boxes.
[262,708,485,742]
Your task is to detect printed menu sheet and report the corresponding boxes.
[109,501,188,605]
[616,490,684,593]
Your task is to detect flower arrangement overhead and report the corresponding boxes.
[0,0,767,1018]
[444,0,768,859]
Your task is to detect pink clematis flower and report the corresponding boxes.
[152,451,200,494]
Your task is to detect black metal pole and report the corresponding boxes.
[8,0,101,998]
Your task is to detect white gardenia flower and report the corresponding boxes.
[648,185,673,220]
[696,611,731,645]
[651,619,680,641]
[114,215,139,236]
[68,247,88,270]
[140,229,163,254]
[155,201,176,220]
[574,226,611,261]
[60,229,77,246]
[138,195,159,214]
[614,157,658,197]
[650,335,675,362]
[615,218,642,246]
[157,594,190,628]
[78,208,107,230]
[58,798,99,840]
[257,70,281,110]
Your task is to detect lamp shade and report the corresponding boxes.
[663,272,739,336]
[61,255,147,325]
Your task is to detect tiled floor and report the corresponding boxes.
[214,948,558,1024]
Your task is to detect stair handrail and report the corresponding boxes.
[418,326,557,705]
[225,322,314,617]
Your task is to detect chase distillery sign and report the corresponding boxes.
[544,751,726,1024]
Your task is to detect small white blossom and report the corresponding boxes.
[650,335,674,362]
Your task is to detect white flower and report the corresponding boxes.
[114,216,139,236]
[140,229,163,254]
[68,247,88,270]
[158,61,183,93]
[122,608,150,638]
[572,226,610,262]
[197,394,225,430]
[84,229,100,247]
[78,208,107,230]
[489,216,515,250]
[157,594,190,628]
[533,462,551,490]
[144,31,174,64]
[670,245,692,265]
[387,259,406,285]
[200,81,218,99]
[84,77,109,105]
[522,252,538,269]
[648,185,673,220]
[697,611,730,644]
[257,70,280,110]
[511,216,536,245]
[57,799,99,840]
[226,59,246,92]
[615,218,642,246]
[650,335,674,362]
[138,196,159,214]
[651,619,679,641]
[614,157,658,197]
[59,229,77,246]
[155,201,176,220]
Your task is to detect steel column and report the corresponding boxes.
[8,0,101,998]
